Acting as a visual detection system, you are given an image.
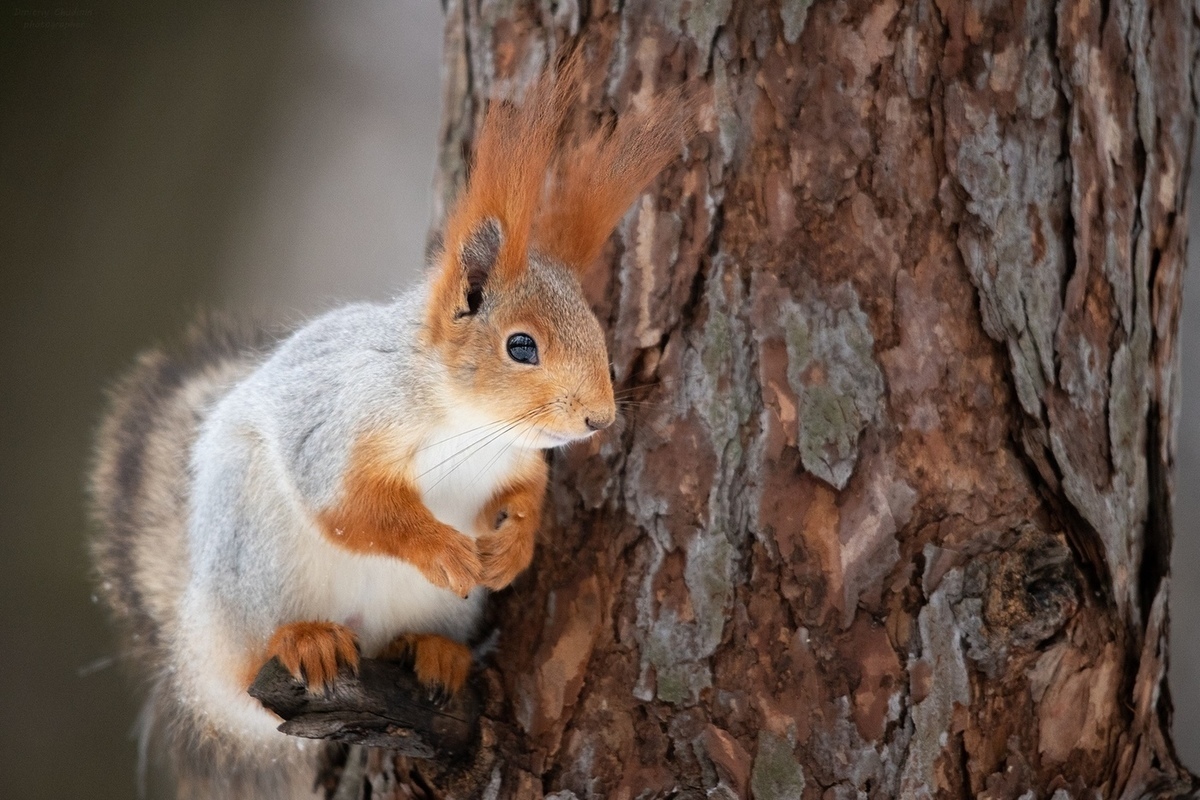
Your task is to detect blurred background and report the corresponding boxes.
[1,2,1197,797]
[1,2,439,796]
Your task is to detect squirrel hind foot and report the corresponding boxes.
[262,621,360,694]
[380,633,472,699]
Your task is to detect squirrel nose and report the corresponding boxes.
[585,414,613,431]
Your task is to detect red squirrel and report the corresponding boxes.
[89,53,694,797]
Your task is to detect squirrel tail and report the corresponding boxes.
[88,314,282,796]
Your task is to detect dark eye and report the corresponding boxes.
[506,333,538,365]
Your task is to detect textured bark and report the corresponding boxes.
[346,0,1198,797]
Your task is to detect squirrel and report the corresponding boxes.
[89,52,694,798]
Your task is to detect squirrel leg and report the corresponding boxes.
[380,633,472,698]
[260,621,360,694]
[475,462,548,590]
[319,459,482,597]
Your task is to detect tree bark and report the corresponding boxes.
[352,0,1199,797]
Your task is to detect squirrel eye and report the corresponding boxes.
[506,333,539,365]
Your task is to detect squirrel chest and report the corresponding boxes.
[309,413,535,653]
[408,412,531,537]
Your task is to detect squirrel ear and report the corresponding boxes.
[456,220,499,321]
[459,218,502,316]
[461,219,502,291]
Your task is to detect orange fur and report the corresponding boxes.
[259,621,359,693]
[433,311,565,416]
[476,458,549,590]
[381,633,473,694]
[534,86,699,270]
[318,437,481,597]
[427,53,584,342]
[427,51,695,338]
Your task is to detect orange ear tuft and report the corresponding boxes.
[428,52,584,337]
[427,51,697,340]
[533,84,698,272]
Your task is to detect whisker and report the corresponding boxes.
[614,406,674,440]
[414,407,546,482]
[418,402,559,492]
[615,373,687,388]
[612,375,686,399]
[615,399,666,410]
[411,418,513,454]
[531,423,552,452]
[470,419,535,485]
[421,423,529,493]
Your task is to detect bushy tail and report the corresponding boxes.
[88,314,281,795]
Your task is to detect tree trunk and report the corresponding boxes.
[356,0,1198,797]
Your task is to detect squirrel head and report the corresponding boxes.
[422,50,695,448]
[426,215,615,447]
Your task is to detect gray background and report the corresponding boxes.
[1,3,439,797]
[0,2,1195,797]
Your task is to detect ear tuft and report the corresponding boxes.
[533,84,699,272]
[428,52,582,337]
[426,48,696,338]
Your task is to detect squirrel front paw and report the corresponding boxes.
[263,621,359,694]
[380,633,472,701]
[408,530,482,597]
[477,518,536,591]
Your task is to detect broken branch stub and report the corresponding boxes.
[248,656,481,758]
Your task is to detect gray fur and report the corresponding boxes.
[89,281,489,798]
[90,314,288,797]
[91,254,611,798]
[183,285,484,640]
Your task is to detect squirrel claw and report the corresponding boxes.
[432,542,477,597]
[412,531,481,597]
[380,633,471,699]
[262,621,360,695]
[477,529,535,591]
